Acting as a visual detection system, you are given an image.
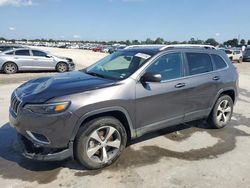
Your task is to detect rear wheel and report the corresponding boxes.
[74,117,127,170]
[56,62,68,72]
[3,62,18,74]
[208,95,233,129]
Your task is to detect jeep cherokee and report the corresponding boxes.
[9,44,238,169]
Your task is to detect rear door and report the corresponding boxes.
[31,50,55,70]
[14,49,34,70]
[183,52,219,122]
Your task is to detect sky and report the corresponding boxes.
[0,0,249,42]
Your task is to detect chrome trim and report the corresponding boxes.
[26,131,50,145]
[133,51,230,83]
[11,92,22,115]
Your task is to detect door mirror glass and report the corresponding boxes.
[140,72,161,83]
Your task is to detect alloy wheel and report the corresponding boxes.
[86,126,121,164]
[216,99,232,123]
[57,63,67,72]
[4,63,16,74]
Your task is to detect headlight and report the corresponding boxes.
[24,102,70,114]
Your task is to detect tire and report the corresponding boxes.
[3,62,18,74]
[238,58,243,63]
[56,62,68,73]
[74,117,127,170]
[207,95,234,129]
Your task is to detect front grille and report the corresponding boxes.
[10,93,21,114]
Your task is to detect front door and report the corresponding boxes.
[135,52,187,135]
[31,50,55,70]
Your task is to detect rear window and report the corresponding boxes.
[211,54,227,70]
[186,53,213,75]
[15,50,30,56]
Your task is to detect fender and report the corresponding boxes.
[210,87,237,112]
[70,106,137,141]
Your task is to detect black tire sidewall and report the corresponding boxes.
[74,117,127,170]
[209,95,234,129]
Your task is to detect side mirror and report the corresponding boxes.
[45,55,52,58]
[140,72,161,83]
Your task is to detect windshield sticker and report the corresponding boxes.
[135,53,151,60]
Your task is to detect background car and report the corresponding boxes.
[243,48,250,62]
[0,48,75,74]
[220,48,243,63]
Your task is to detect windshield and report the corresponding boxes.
[85,51,151,80]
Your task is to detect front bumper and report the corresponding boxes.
[18,133,73,161]
[9,106,79,161]
[68,63,75,71]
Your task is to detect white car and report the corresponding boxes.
[0,48,75,74]
[220,49,243,63]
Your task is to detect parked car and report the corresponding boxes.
[0,44,25,52]
[108,46,126,54]
[220,49,243,63]
[92,46,103,52]
[9,44,238,169]
[0,48,75,74]
[243,48,250,62]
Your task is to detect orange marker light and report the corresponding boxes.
[55,104,66,112]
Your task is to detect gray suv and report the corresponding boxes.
[9,45,238,169]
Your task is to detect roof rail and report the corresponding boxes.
[160,44,216,50]
[125,44,216,50]
[125,44,166,49]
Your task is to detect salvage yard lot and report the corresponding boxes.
[0,48,250,188]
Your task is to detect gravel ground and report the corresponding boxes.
[0,48,250,188]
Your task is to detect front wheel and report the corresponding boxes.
[56,62,68,73]
[74,117,127,170]
[207,95,234,129]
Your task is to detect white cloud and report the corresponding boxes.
[0,0,33,7]
[73,35,80,39]
[215,33,221,37]
[9,27,16,31]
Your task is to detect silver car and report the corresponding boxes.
[0,48,75,74]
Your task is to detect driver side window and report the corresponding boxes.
[146,53,182,81]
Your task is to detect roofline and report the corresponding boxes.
[125,44,216,51]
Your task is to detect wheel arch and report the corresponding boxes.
[70,107,136,142]
[210,88,236,111]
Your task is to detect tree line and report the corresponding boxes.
[1,37,250,47]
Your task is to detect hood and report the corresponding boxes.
[15,71,117,103]
[53,55,73,62]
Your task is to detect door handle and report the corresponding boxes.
[213,76,220,81]
[175,83,186,88]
